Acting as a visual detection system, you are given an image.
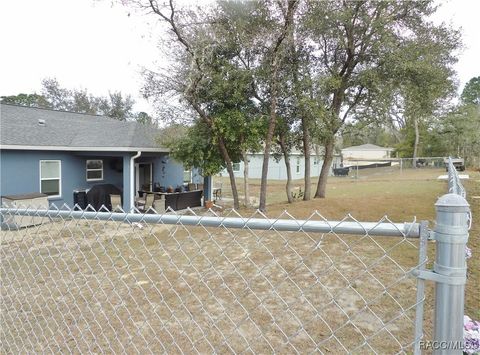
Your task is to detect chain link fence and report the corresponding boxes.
[447,157,466,198]
[0,158,472,354]
[1,206,431,354]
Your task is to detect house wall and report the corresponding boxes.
[0,150,128,207]
[341,149,391,160]
[0,150,185,209]
[141,153,185,189]
[221,154,341,180]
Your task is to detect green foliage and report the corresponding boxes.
[2,78,139,121]
[437,103,480,165]
[133,0,462,193]
[1,93,51,108]
[41,78,135,120]
[167,122,226,176]
[342,123,397,149]
[389,77,480,164]
[461,76,480,105]
[134,112,154,125]
[303,0,460,135]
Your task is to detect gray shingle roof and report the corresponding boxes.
[0,104,167,151]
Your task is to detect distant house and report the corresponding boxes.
[0,104,208,210]
[221,148,342,180]
[341,144,395,162]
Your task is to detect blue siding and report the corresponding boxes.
[0,150,127,207]
[1,150,187,210]
[150,154,184,189]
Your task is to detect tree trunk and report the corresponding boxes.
[242,150,250,208]
[302,123,311,200]
[279,133,293,203]
[218,137,240,209]
[258,58,279,212]
[315,137,335,198]
[413,117,420,168]
[258,0,297,212]
[288,9,311,201]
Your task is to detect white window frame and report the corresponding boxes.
[39,160,62,198]
[296,157,301,174]
[183,168,192,183]
[232,162,241,172]
[86,159,104,182]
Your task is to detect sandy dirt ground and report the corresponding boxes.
[1,213,426,354]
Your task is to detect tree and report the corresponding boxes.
[166,121,226,177]
[3,78,138,121]
[257,0,298,211]
[436,77,480,167]
[135,111,155,125]
[341,122,397,148]
[136,0,300,210]
[128,0,460,206]
[461,76,480,105]
[1,93,51,108]
[140,0,263,209]
[302,0,460,197]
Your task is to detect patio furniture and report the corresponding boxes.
[138,189,203,211]
[86,184,122,211]
[153,195,166,213]
[109,194,122,212]
[167,190,203,210]
[213,183,222,201]
[137,192,154,213]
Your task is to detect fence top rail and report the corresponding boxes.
[0,207,421,238]
[448,156,466,198]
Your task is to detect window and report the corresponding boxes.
[313,157,318,165]
[183,169,192,183]
[296,157,301,174]
[40,160,61,198]
[86,160,103,181]
[232,162,241,172]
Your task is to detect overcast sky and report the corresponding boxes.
[0,0,478,116]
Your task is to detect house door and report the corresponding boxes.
[135,163,153,193]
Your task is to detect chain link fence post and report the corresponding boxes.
[433,193,470,354]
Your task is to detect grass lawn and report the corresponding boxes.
[215,167,449,221]
[215,167,480,318]
[464,177,480,320]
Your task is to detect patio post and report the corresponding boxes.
[123,155,132,211]
[204,175,212,203]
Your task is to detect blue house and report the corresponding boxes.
[0,103,210,210]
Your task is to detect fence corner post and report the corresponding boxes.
[433,193,470,354]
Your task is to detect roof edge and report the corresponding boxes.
[0,145,169,153]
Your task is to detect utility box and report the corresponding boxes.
[1,193,49,229]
